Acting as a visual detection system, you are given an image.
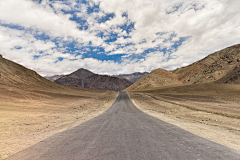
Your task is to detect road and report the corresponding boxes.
[7,92,240,160]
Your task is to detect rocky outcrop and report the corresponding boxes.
[215,66,240,84]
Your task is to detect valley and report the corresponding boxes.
[1,43,240,159]
[2,1,240,159]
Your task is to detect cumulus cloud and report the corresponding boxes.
[0,0,240,76]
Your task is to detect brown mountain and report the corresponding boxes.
[215,66,240,84]
[54,68,94,88]
[0,54,61,90]
[171,44,240,84]
[126,44,240,91]
[44,68,94,82]
[0,55,119,159]
[68,68,95,79]
[126,69,180,91]
[54,68,133,91]
[84,74,133,91]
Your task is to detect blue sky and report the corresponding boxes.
[0,0,240,76]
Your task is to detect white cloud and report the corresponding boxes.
[0,0,103,45]
[1,0,240,76]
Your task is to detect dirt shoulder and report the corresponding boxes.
[128,91,240,151]
[0,86,118,160]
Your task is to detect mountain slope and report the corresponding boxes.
[68,68,94,79]
[54,68,94,88]
[115,72,149,83]
[44,75,64,82]
[215,66,240,84]
[54,68,133,91]
[126,44,240,91]
[0,55,118,159]
[126,69,180,91]
[84,74,133,91]
[0,55,60,90]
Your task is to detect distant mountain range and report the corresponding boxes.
[2,43,240,93]
[126,44,240,91]
[0,55,133,92]
[53,68,133,91]
[45,71,149,83]
[44,75,64,82]
[114,72,149,83]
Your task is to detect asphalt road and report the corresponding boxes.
[7,92,240,160]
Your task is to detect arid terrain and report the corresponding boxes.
[7,92,240,160]
[126,44,240,91]
[128,83,240,151]
[125,44,240,151]
[1,43,240,159]
[0,56,118,159]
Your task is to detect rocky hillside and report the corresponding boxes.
[55,68,133,91]
[126,44,240,91]
[171,44,240,84]
[84,74,133,91]
[115,72,149,83]
[215,66,240,84]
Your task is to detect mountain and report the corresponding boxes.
[84,74,133,91]
[215,66,240,84]
[171,44,240,84]
[45,75,64,82]
[114,72,149,83]
[0,54,60,90]
[126,44,240,91]
[54,68,94,88]
[68,68,95,79]
[45,68,94,82]
[125,69,180,91]
[54,68,133,91]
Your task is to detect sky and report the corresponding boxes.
[0,0,240,76]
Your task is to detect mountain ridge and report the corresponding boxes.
[45,71,149,83]
[54,68,133,91]
[114,72,149,83]
[0,55,60,90]
[126,44,240,91]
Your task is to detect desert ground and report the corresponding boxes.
[128,83,240,151]
[0,85,118,159]
[1,79,240,159]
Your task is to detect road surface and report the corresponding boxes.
[7,92,240,160]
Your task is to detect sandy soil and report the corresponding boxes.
[128,91,240,152]
[0,86,118,160]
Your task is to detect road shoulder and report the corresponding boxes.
[128,92,240,151]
